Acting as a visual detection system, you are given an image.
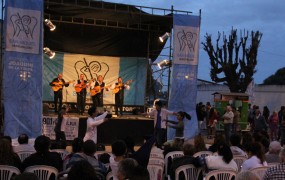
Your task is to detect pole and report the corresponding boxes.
[167,5,173,101]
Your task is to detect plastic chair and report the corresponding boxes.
[148,157,165,167]
[17,150,35,162]
[193,151,213,158]
[147,164,163,180]
[267,162,279,167]
[150,153,164,159]
[204,169,237,180]
[249,166,269,180]
[24,165,59,180]
[106,171,114,180]
[0,165,21,180]
[233,155,248,172]
[175,164,202,180]
[164,151,184,178]
[50,149,70,160]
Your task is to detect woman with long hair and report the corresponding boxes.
[165,111,191,137]
[241,142,268,171]
[0,138,22,170]
[194,134,207,152]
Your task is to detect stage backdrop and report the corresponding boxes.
[43,52,147,106]
[3,0,43,138]
[168,14,201,140]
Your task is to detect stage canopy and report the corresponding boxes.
[44,0,173,61]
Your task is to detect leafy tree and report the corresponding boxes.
[202,29,262,92]
[263,67,285,85]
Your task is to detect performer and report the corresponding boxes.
[54,106,68,141]
[90,75,107,107]
[49,73,70,113]
[165,111,191,138]
[83,106,109,143]
[74,74,89,115]
[111,77,131,116]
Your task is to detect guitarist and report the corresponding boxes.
[90,75,106,107]
[49,73,69,113]
[74,74,89,115]
[111,77,130,116]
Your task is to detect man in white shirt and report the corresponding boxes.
[223,106,234,145]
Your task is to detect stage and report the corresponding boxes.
[44,113,154,145]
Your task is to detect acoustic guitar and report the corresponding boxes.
[112,80,133,94]
[52,80,75,92]
[90,85,110,96]
[74,79,95,93]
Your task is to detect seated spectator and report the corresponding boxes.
[50,139,67,150]
[67,140,107,175]
[194,134,207,152]
[235,170,259,180]
[109,140,127,180]
[169,143,201,180]
[68,160,99,180]
[265,141,282,163]
[123,136,136,158]
[208,134,226,153]
[12,172,39,180]
[205,142,238,172]
[230,134,247,157]
[63,138,83,171]
[241,142,267,171]
[128,165,150,180]
[22,135,63,172]
[13,134,35,153]
[117,158,138,180]
[263,148,285,180]
[241,132,254,149]
[0,138,22,170]
[163,137,183,156]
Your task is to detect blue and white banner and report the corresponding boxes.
[3,0,43,138]
[168,14,201,140]
[43,52,147,106]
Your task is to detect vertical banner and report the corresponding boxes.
[3,0,43,138]
[168,14,201,140]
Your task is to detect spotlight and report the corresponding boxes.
[159,32,170,42]
[43,47,55,59]
[157,59,170,69]
[44,19,56,31]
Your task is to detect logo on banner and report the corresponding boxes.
[6,7,41,54]
[177,30,198,52]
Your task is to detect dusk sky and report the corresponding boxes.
[106,0,285,84]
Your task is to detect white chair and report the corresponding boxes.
[150,153,164,159]
[106,171,114,180]
[164,151,184,178]
[193,151,213,158]
[24,165,59,180]
[50,149,70,160]
[148,157,165,167]
[147,164,163,180]
[267,162,279,167]
[17,150,35,162]
[249,166,269,180]
[175,164,202,180]
[0,165,21,180]
[204,169,237,180]
[233,155,248,172]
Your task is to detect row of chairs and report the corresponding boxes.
[16,149,70,162]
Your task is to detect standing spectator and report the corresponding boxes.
[208,108,219,138]
[263,106,270,123]
[268,111,279,141]
[279,107,285,145]
[232,107,241,133]
[206,102,213,138]
[277,106,285,141]
[222,106,234,145]
[0,138,22,170]
[22,135,63,172]
[13,134,35,153]
[263,148,285,180]
[265,141,282,163]
[54,106,68,142]
[145,101,176,148]
[253,109,268,134]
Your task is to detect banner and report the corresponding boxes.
[3,0,43,138]
[42,116,79,140]
[43,53,147,106]
[168,14,201,140]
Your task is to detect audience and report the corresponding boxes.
[13,134,35,153]
[109,140,127,180]
[241,142,267,171]
[68,160,99,180]
[0,138,22,170]
[194,134,207,152]
[117,158,138,180]
[235,170,259,180]
[12,172,39,180]
[22,135,63,172]
[63,137,84,171]
[265,141,282,163]
[205,142,238,172]
[208,134,226,153]
[263,148,285,180]
[230,134,247,157]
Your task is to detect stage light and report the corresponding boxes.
[43,47,56,59]
[159,32,170,42]
[44,19,56,31]
[157,59,170,69]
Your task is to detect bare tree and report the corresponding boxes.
[202,29,262,92]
